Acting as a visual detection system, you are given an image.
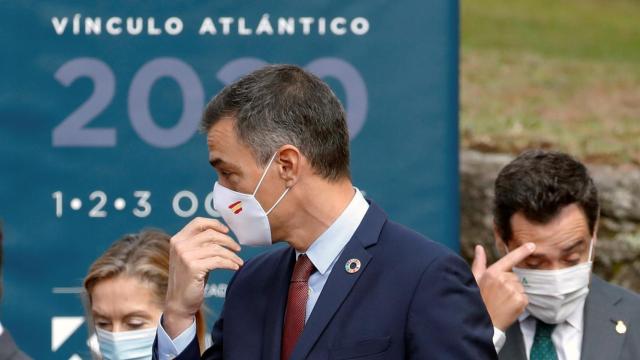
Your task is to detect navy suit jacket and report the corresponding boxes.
[155,202,497,359]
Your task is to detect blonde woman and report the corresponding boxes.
[84,230,208,359]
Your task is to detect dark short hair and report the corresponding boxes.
[201,64,351,181]
[493,150,600,243]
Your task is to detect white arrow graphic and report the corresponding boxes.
[51,316,85,351]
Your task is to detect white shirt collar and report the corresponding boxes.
[296,188,369,275]
[0,321,4,336]
[565,296,586,331]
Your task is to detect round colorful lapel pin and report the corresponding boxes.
[345,258,361,274]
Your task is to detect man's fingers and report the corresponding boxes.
[185,244,244,266]
[194,257,241,273]
[509,280,525,294]
[499,272,525,293]
[492,242,536,272]
[501,272,520,283]
[471,245,487,279]
[191,229,241,252]
[178,217,230,239]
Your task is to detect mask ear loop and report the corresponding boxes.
[266,188,290,216]
[252,151,292,215]
[587,235,595,263]
[252,152,279,196]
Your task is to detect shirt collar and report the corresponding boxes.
[565,296,586,330]
[296,188,369,275]
[0,321,4,336]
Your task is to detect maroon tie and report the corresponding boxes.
[281,254,315,360]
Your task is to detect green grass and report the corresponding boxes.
[460,0,640,164]
[462,0,640,62]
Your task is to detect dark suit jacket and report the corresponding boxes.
[155,201,497,359]
[0,330,31,360]
[498,275,640,360]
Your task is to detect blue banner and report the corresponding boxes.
[0,1,459,358]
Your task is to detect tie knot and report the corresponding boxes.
[535,319,556,338]
[291,254,315,282]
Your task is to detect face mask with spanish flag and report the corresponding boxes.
[213,152,290,247]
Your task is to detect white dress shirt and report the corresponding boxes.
[493,298,586,360]
[157,189,369,359]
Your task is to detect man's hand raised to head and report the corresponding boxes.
[163,217,244,339]
[471,242,536,331]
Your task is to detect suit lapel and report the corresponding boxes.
[289,202,387,360]
[499,323,527,360]
[262,247,296,360]
[580,276,625,360]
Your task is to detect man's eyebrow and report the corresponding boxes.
[209,158,223,167]
[561,238,586,253]
[209,158,240,171]
[209,157,231,168]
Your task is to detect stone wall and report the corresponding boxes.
[460,150,640,293]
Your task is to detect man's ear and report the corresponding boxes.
[493,222,508,257]
[275,145,301,188]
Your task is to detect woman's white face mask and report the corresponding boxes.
[95,326,156,360]
[510,236,594,324]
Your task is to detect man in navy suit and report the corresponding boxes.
[154,65,496,359]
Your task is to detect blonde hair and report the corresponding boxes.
[84,229,208,353]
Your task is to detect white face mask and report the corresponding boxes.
[213,152,290,247]
[511,237,594,324]
[95,326,156,360]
